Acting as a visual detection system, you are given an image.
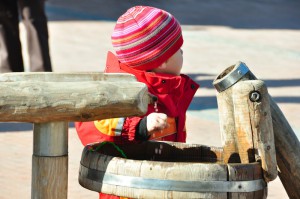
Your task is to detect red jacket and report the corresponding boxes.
[75,52,199,146]
[75,52,199,199]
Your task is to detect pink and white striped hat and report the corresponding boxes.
[111,6,183,71]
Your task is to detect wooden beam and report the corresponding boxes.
[0,81,149,123]
[269,98,300,198]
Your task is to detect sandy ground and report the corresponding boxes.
[1,0,300,198]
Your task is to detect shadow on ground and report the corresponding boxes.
[46,0,300,29]
[188,73,300,110]
[188,74,300,89]
[0,122,75,132]
[189,95,300,111]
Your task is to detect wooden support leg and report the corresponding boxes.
[269,97,300,198]
[31,122,68,199]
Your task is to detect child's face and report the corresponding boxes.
[152,49,183,76]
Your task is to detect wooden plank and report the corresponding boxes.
[228,163,267,199]
[0,81,149,122]
[232,81,256,163]
[103,159,228,198]
[216,86,240,163]
[232,80,277,182]
[79,146,114,193]
[139,162,227,199]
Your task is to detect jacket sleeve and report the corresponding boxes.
[75,116,143,146]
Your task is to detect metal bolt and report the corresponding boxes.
[249,91,261,102]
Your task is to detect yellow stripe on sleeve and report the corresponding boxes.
[94,118,125,136]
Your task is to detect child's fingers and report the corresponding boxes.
[155,113,168,129]
[147,113,168,132]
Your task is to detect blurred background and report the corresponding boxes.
[1,0,299,198]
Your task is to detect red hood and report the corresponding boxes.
[105,51,199,141]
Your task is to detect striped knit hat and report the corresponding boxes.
[111,6,183,71]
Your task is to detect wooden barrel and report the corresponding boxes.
[79,141,267,198]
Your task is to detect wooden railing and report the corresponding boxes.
[0,72,151,199]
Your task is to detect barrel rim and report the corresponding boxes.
[83,141,225,164]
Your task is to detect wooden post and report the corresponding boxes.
[213,63,256,163]
[213,62,300,198]
[232,80,277,182]
[32,122,68,199]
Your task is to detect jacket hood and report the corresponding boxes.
[105,51,199,116]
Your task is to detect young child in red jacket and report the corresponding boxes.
[75,5,199,199]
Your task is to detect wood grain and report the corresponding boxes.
[232,80,277,182]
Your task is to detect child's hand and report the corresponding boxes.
[146,113,168,135]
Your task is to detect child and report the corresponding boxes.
[75,5,199,198]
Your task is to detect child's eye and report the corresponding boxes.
[180,49,183,55]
